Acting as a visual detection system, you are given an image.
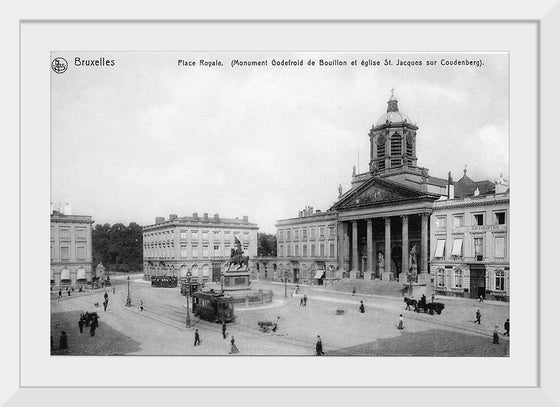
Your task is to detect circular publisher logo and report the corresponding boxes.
[51,57,68,74]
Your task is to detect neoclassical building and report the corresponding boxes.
[50,208,94,289]
[142,212,258,283]
[273,92,510,300]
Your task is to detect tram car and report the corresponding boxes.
[192,291,235,323]
[151,275,178,288]
[180,279,200,296]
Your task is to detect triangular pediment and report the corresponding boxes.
[332,176,438,210]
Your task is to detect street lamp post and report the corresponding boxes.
[220,272,224,293]
[125,276,131,307]
[185,272,191,328]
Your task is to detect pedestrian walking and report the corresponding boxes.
[78,318,84,334]
[67,287,71,296]
[397,314,404,330]
[303,294,308,306]
[300,297,304,306]
[359,301,365,313]
[140,300,144,311]
[59,331,68,350]
[103,299,108,312]
[112,286,116,294]
[352,287,356,296]
[194,329,201,346]
[104,291,109,302]
[431,294,435,303]
[58,289,62,299]
[493,325,500,344]
[504,319,510,336]
[229,336,239,354]
[315,335,324,355]
[222,321,227,339]
[479,295,484,303]
[475,309,481,324]
[90,317,97,337]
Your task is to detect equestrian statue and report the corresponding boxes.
[224,236,250,271]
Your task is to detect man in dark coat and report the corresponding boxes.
[475,309,481,324]
[194,329,201,346]
[78,318,84,334]
[103,299,108,312]
[222,321,227,339]
[359,301,365,313]
[303,295,308,306]
[58,289,62,299]
[90,316,98,336]
[315,335,324,356]
[59,331,68,350]
[504,319,510,336]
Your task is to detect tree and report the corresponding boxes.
[257,233,277,257]
[92,222,143,272]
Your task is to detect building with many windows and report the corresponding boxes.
[274,206,338,284]
[50,206,94,290]
[142,212,258,283]
[270,92,510,300]
[430,172,509,301]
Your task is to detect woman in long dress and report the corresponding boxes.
[229,335,239,354]
[397,314,404,330]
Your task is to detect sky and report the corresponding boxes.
[51,52,508,233]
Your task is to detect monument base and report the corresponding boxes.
[221,269,251,291]
[417,272,431,285]
[349,270,359,279]
[363,271,372,281]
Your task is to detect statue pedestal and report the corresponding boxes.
[350,270,359,279]
[382,272,393,281]
[221,268,251,291]
[399,273,409,283]
[363,271,372,281]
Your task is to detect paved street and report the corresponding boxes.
[51,277,509,356]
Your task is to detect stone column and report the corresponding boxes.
[364,219,373,281]
[419,213,430,284]
[351,220,359,279]
[372,240,377,278]
[383,217,392,281]
[400,215,409,283]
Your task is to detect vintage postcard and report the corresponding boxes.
[50,51,509,357]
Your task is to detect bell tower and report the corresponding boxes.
[369,90,419,174]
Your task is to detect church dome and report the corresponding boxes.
[375,92,414,126]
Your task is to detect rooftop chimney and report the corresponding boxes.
[192,212,199,220]
[169,214,178,220]
[243,215,248,223]
[214,213,220,222]
[155,217,165,224]
[203,213,209,221]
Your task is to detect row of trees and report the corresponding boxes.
[92,224,277,272]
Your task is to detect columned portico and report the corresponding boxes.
[351,220,359,278]
[365,219,373,278]
[400,215,409,282]
[419,213,430,282]
[383,217,392,280]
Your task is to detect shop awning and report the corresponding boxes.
[60,268,70,282]
[451,239,463,256]
[314,270,325,279]
[435,239,446,258]
[77,268,86,281]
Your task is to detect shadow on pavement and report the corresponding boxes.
[51,310,141,356]
[328,329,510,357]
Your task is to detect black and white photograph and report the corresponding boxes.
[48,51,511,357]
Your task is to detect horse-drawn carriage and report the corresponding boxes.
[403,297,445,315]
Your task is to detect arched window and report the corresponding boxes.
[191,264,199,277]
[376,135,385,158]
[406,134,414,164]
[454,268,463,288]
[437,267,445,287]
[390,134,402,156]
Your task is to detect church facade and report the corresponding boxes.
[273,92,510,300]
